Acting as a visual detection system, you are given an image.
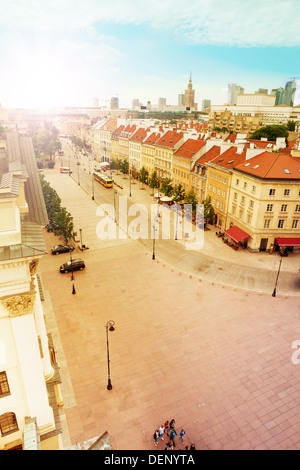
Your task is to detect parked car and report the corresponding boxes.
[59,259,85,273]
[51,245,74,255]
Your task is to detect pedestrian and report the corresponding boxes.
[159,425,165,440]
[190,444,196,450]
[153,430,159,446]
[180,429,186,445]
[165,440,174,450]
[170,428,177,447]
[164,420,170,436]
[170,418,175,431]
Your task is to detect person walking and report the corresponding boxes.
[180,429,186,445]
[170,419,175,431]
[153,430,159,446]
[159,425,165,440]
[164,420,170,436]
[170,428,177,447]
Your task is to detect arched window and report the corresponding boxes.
[0,412,18,436]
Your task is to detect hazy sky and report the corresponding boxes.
[0,0,299,109]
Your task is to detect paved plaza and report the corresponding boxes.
[39,166,300,450]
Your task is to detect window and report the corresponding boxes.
[292,220,298,229]
[266,204,273,212]
[249,200,254,209]
[284,189,290,196]
[251,185,256,193]
[236,179,239,186]
[278,219,284,229]
[247,214,252,224]
[234,192,238,201]
[223,177,227,184]
[264,219,271,229]
[0,412,18,436]
[0,372,10,397]
[269,189,276,196]
[281,204,288,212]
[295,204,300,212]
[243,182,247,189]
[232,205,236,215]
[241,196,245,205]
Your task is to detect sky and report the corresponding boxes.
[0,0,299,109]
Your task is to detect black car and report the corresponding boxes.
[60,259,85,273]
[51,245,74,255]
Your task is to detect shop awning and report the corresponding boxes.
[225,226,250,243]
[275,238,300,247]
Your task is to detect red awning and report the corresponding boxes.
[225,226,250,243]
[276,238,300,247]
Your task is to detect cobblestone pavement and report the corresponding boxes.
[39,164,300,450]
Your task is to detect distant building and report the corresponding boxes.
[184,74,198,110]
[272,80,297,106]
[202,99,211,112]
[255,88,268,94]
[228,84,244,105]
[158,97,166,107]
[93,98,99,108]
[110,97,119,109]
[178,93,184,106]
[132,99,142,109]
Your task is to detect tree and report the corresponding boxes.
[120,159,129,176]
[249,125,289,141]
[201,196,215,224]
[52,207,74,243]
[185,189,198,212]
[32,124,61,160]
[138,166,148,189]
[148,171,160,195]
[287,120,296,131]
[172,183,186,203]
[160,178,173,197]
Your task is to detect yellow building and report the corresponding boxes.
[118,124,137,163]
[173,138,206,193]
[190,145,221,202]
[226,151,300,252]
[111,125,125,162]
[141,131,162,176]
[154,130,184,180]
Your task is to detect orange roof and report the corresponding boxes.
[102,118,118,131]
[174,139,206,159]
[234,152,300,179]
[155,130,184,148]
[247,139,275,149]
[112,125,125,139]
[195,145,221,164]
[143,132,161,146]
[211,146,247,169]
[129,127,148,142]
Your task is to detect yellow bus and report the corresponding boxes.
[93,172,113,188]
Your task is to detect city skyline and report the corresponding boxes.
[0,0,300,109]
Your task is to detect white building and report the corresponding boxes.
[0,132,63,450]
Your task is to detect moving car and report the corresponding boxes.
[59,259,85,273]
[51,245,74,255]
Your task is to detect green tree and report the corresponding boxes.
[172,183,186,203]
[201,196,215,224]
[160,177,173,197]
[32,124,61,160]
[52,207,74,243]
[185,189,198,212]
[249,124,289,141]
[138,166,149,189]
[120,159,129,176]
[148,171,160,195]
[287,120,296,131]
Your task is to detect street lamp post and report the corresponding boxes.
[129,167,132,197]
[152,216,158,260]
[92,173,95,200]
[70,251,76,294]
[113,189,117,223]
[106,320,115,390]
[272,257,282,297]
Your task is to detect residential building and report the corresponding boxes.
[154,130,184,180]
[128,127,150,174]
[110,125,125,162]
[141,131,162,176]
[173,138,206,193]
[190,145,221,202]
[110,97,119,109]
[98,118,118,163]
[118,125,137,162]
[227,151,300,251]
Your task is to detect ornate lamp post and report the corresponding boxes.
[106,320,115,390]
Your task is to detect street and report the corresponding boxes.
[38,153,300,450]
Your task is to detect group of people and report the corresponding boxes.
[153,419,196,450]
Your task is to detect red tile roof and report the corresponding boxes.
[247,139,275,149]
[111,125,125,139]
[155,130,184,148]
[195,145,221,164]
[234,151,300,179]
[143,132,161,146]
[212,146,247,169]
[174,139,206,159]
[129,127,148,142]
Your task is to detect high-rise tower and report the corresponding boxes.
[184,73,197,110]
